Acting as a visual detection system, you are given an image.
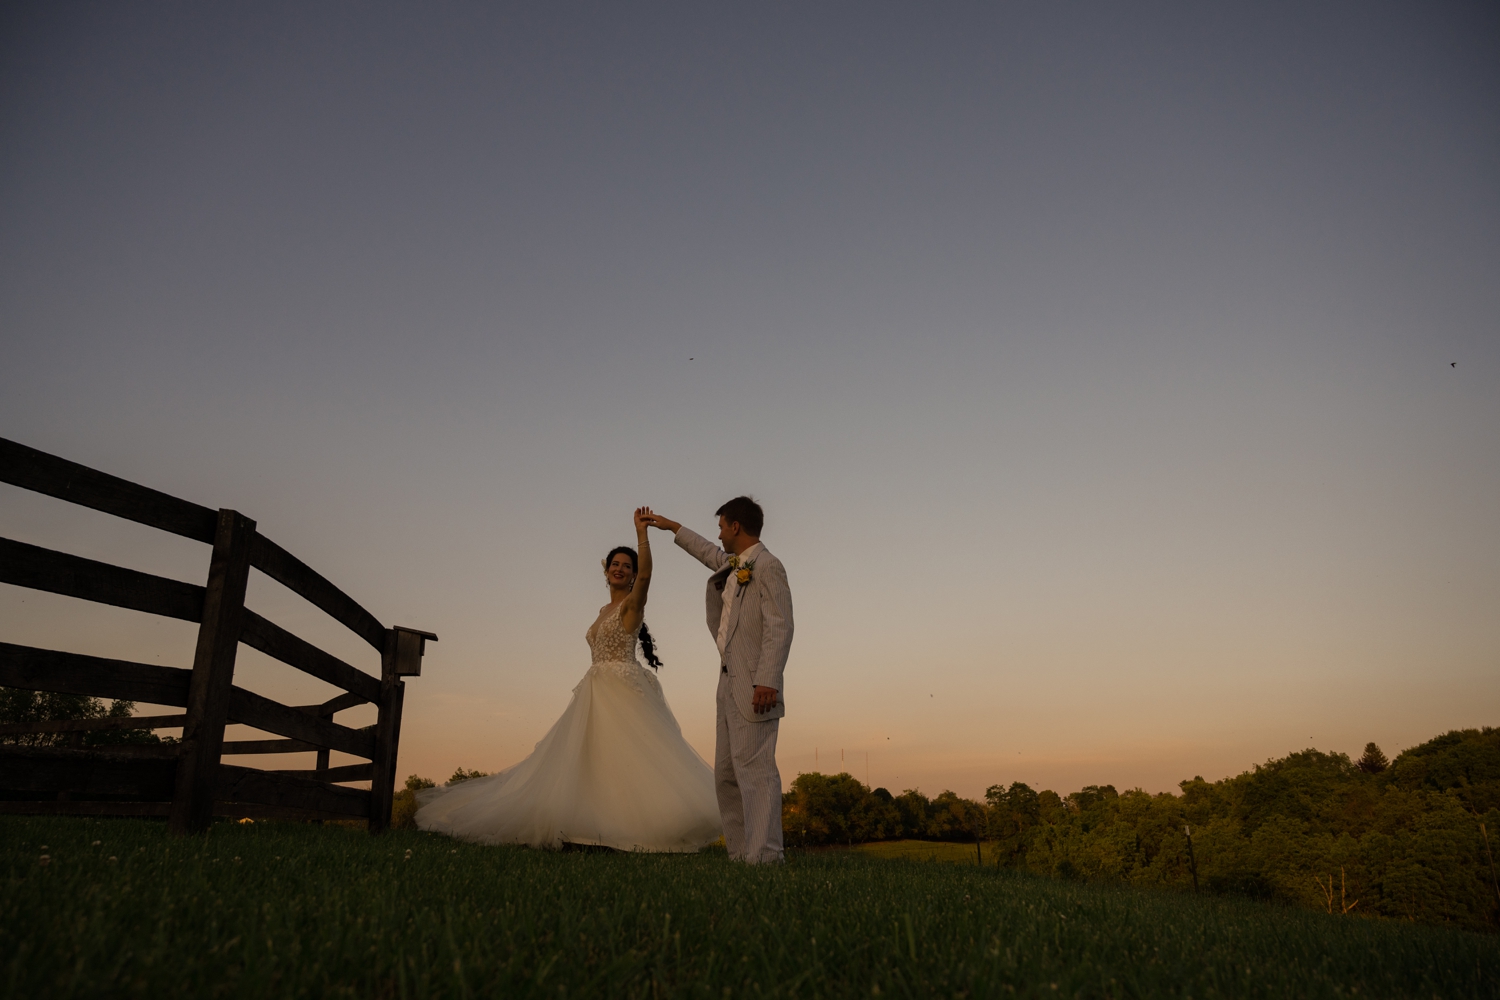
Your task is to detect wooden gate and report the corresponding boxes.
[0,438,434,833]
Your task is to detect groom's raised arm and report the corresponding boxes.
[672,526,731,573]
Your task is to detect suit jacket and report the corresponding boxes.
[675,527,793,723]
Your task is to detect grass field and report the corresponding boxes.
[3,818,1497,999]
[849,840,992,865]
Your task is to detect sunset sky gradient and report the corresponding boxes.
[2,2,1497,799]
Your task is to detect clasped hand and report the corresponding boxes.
[633,506,656,533]
[637,510,681,533]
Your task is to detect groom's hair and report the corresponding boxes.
[716,496,763,537]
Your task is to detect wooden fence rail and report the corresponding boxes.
[0,438,434,833]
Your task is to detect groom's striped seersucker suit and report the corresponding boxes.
[674,526,793,864]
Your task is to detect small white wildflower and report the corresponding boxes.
[38,855,50,866]
[92,840,101,846]
[108,856,118,863]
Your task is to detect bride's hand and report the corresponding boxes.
[634,507,655,533]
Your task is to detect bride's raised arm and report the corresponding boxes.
[621,506,655,633]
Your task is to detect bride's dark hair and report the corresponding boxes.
[604,546,663,670]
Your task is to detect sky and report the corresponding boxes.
[2,2,1497,800]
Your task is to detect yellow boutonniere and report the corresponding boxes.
[728,554,756,586]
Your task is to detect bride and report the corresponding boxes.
[414,507,722,851]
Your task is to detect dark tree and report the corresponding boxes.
[893,788,931,839]
[1357,742,1389,774]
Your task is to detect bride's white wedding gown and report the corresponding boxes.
[413,602,722,851]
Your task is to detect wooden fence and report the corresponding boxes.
[0,437,435,833]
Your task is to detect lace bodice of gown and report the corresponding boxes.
[587,603,641,666]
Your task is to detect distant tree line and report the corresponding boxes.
[0,689,171,747]
[391,767,490,829]
[782,728,1500,933]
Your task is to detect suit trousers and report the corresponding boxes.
[715,670,784,864]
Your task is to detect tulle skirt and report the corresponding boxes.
[414,660,722,852]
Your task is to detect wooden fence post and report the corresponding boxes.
[169,509,255,835]
[315,715,331,778]
[368,629,405,834]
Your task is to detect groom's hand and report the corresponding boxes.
[642,513,681,533]
[752,685,779,714]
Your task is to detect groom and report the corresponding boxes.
[645,497,793,864]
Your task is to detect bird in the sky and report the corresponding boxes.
[1451,362,1456,367]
